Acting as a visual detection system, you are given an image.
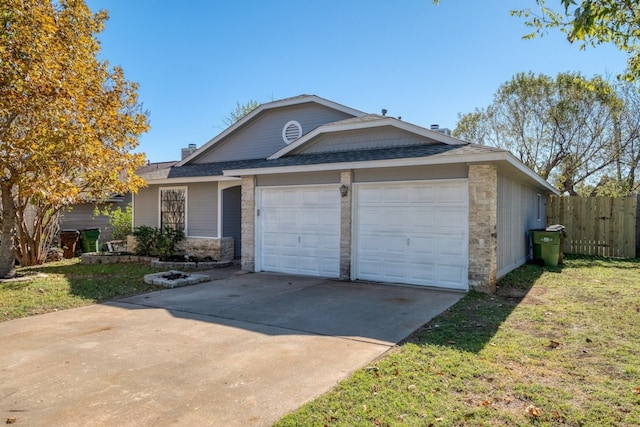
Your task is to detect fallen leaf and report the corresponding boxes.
[526,405,542,417]
[6,417,17,424]
[634,387,640,395]
[407,384,416,392]
[481,400,491,406]
[549,340,561,349]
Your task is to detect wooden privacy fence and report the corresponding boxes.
[546,196,637,259]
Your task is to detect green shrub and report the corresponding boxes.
[131,225,157,256]
[94,204,132,241]
[132,225,184,260]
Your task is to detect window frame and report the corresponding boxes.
[158,186,188,233]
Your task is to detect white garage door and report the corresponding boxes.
[257,185,340,278]
[354,180,468,290]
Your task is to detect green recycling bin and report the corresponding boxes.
[80,228,101,253]
[530,230,561,266]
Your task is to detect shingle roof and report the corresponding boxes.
[142,143,507,180]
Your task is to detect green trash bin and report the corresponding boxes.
[80,228,101,253]
[530,230,561,266]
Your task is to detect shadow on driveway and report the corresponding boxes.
[117,270,464,345]
[0,269,462,427]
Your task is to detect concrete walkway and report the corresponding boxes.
[0,268,463,426]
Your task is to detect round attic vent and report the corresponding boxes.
[282,120,302,144]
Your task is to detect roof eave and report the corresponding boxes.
[223,151,559,194]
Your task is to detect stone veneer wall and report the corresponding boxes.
[240,175,256,271]
[468,164,498,293]
[178,237,234,261]
[339,170,353,280]
[126,235,234,261]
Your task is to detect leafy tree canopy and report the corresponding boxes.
[0,0,149,277]
[512,0,640,82]
[454,72,640,196]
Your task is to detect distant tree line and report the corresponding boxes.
[454,72,640,196]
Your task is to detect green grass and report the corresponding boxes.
[276,255,640,427]
[0,259,163,321]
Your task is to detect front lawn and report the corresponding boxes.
[276,256,640,426]
[0,259,163,321]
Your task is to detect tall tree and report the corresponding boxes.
[454,72,640,195]
[0,0,148,277]
[512,0,640,82]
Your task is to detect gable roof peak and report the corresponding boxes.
[177,94,366,166]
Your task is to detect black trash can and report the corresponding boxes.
[60,230,80,259]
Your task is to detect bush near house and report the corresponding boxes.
[131,225,184,260]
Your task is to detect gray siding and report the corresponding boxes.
[299,127,435,154]
[187,182,218,237]
[193,104,355,163]
[354,164,468,182]
[133,186,159,229]
[256,171,340,186]
[60,193,132,242]
[133,183,218,238]
[497,172,545,278]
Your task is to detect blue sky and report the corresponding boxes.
[85,0,629,163]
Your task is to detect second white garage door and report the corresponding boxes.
[257,185,340,278]
[354,180,468,290]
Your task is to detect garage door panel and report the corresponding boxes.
[439,237,466,257]
[406,236,436,256]
[258,186,340,278]
[355,181,468,290]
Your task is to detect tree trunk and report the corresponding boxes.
[0,183,17,279]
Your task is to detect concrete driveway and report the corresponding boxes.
[0,268,463,426]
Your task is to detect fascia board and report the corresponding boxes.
[225,152,502,175]
[224,151,559,194]
[144,176,241,185]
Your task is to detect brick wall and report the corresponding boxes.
[339,170,353,280]
[468,164,498,293]
[241,175,256,271]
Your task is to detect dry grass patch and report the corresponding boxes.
[276,256,640,426]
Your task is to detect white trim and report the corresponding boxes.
[158,186,188,234]
[267,117,466,160]
[177,95,365,166]
[145,176,241,185]
[217,182,241,239]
